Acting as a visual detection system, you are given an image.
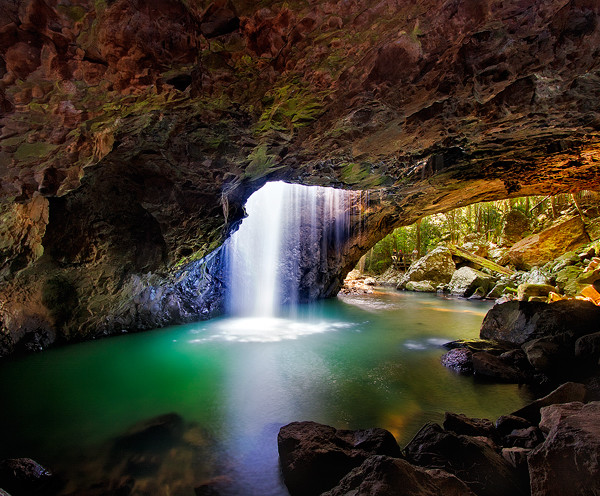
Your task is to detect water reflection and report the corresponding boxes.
[0,291,532,495]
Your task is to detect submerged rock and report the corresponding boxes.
[528,401,600,496]
[322,455,475,496]
[0,458,54,495]
[278,421,401,496]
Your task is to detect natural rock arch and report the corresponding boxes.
[1,0,600,355]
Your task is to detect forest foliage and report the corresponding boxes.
[360,192,598,275]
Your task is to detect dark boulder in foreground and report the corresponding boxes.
[321,455,475,496]
[528,401,600,496]
[0,458,55,495]
[404,423,527,496]
[480,300,600,346]
[278,421,401,496]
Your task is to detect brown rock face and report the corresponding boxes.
[501,216,591,269]
[528,401,600,496]
[1,0,600,353]
[322,455,476,496]
[278,421,401,496]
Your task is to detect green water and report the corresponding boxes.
[0,291,532,495]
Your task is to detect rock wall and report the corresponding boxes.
[1,0,600,354]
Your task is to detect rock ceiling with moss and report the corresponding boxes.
[0,0,599,351]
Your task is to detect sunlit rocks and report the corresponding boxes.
[448,266,495,298]
[500,216,591,270]
[397,246,456,290]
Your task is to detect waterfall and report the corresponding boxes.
[225,181,363,318]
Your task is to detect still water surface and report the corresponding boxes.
[0,291,532,495]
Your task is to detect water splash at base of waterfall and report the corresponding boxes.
[225,181,365,318]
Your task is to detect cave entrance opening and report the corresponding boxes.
[217,180,368,341]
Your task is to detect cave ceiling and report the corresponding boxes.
[0,0,600,350]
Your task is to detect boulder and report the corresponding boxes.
[443,412,497,440]
[495,415,532,437]
[510,382,587,424]
[397,247,456,289]
[521,338,570,373]
[111,413,185,454]
[448,267,494,297]
[404,423,526,496]
[0,458,54,495]
[502,426,544,449]
[376,266,403,287]
[487,281,512,299]
[472,351,525,383]
[528,402,600,496]
[501,446,531,472]
[405,280,436,292]
[278,421,401,496]
[468,286,487,299]
[502,209,530,246]
[500,216,590,270]
[521,267,552,285]
[480,300,600,346]
[575,332,600,362]
[516,283,556,301]
[440,348,473,374]
[322,455,476,496]
[538,402,585,434]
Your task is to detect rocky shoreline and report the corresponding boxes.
[278,383,598,496]
[278,296,600,496]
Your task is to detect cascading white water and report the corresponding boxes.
[225,181,364,318]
